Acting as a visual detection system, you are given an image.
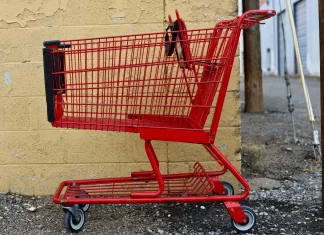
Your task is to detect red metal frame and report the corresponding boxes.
[53,143,249,203]
[43,9,276,228]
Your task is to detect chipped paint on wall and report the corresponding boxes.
[220,144,228,150]
[0,0,68,27]
[10,151,19,158]
[3,71,12,85]
[112,16,126,22]
[0,43,16,55]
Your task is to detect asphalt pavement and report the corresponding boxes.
[240,76,320,114]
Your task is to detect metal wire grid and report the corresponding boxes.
[48,25,238,132]
[63,162,213,198]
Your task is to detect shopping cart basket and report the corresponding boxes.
[42,9,276,233]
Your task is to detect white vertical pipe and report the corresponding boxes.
[285,0,315,122]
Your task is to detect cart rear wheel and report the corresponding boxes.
[76,190,90,212]
[231,206,256,233]
[211,181,234,196]
[64,208,85,233]
[221,181,234,195]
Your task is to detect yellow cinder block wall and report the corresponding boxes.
[0,0,240,195]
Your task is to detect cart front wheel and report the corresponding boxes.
[231,206,256,233]
[79,203,90,213]
[64,208,85,233]
[77,190,90,212]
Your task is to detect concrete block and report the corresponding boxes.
[6,165,36,195]
[0,97,29,131]
[32,164,101,195]
[218,91,241,127]
[30,97,53,131]
[168,127,241,162]
[167,162,191,174]
[98,162,168,178]
[0,63,45,97]
[0,0,66,28]
[0,166,10,193]
[65,131,168,163]
[228,57,240,91]
[0,131,66,164]
[61,0,164,26]
[0,23,164,63]
[165,0,238,22]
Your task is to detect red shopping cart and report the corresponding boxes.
[42,9,275,233]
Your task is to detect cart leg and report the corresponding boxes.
[224,202,247,223]
[131,142,159,178]
[203,144,227,177]
[131,170,154,177]
[205,144,249,196]
[206,144,258,231]
[210,177,227,195]
[131,140,164,198]
[131,142,160,178]
[63,204,81,219]
[224,202,257,233]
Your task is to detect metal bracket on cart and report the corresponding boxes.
[224,202,247,224]
[63,205,81,222]
[211,177,227,195]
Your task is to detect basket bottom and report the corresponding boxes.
[52,115,197,132]
[55,162,215,203]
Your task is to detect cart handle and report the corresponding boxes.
[215,10,276,29]
[238,10,276,28]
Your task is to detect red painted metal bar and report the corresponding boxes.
[131,171,154,178]
[209,10,276,140]
[210,177,226,195]
[139,129,211,143]
[54,193,248,205]
[128,142,228,178]
[52,144,247,204]
[203,144,224,167]
[131,140,164,198]
[206,144,249,195]
[224,202,247,224]
[53,166,225,189]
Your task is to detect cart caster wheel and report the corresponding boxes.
[211,181,234,196]
[221,181,234,195]
[64,208,85,233]
[77,190,90,212]
[79,203,90,213]
[231,206,256,233]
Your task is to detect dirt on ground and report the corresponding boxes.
[0,76,322,234]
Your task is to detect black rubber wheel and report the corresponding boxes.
[231,206,257,233]
[221,181,234,195]
[64,208,85,233]
[79,203,90,213]
[76,190,90,212]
